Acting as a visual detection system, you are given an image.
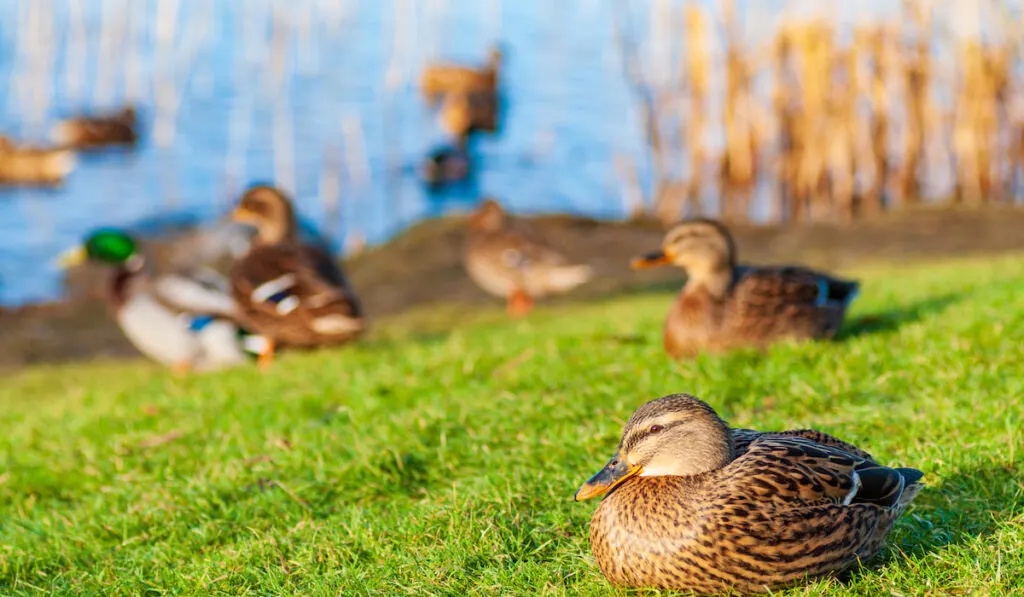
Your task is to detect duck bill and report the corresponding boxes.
[54,245,87,269]
[230,207,258,225]
[630,250,672,269]
[574,451,643,501]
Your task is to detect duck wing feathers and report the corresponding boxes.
[725,436,918,509]
[231,244,364,347]
[725,267,859,339]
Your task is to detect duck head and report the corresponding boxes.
[631,219,737,286]
[575,394,734,501]
[468,197,506,232]
[230,184,298,245]
[55,228,145,272]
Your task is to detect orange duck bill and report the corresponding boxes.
[630,250,672,269]
[574,450,643,501]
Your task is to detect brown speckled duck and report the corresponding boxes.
[229,185,365,367]
[632,218,859,358]
[420,45,502,101]
[0,135,76,186]
[52,106,139,150]
[576,394,924,594]
[464,198,593,316]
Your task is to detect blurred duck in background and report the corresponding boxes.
[421,140,472,190]
[464,198,593,316]
[0,134,76,187]
[420,45,502,102]
[55,229,267,373]
[228,185,365,368]
[632,218,860,358]
[52,105,139,150]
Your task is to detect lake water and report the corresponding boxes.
[0,0,909,305]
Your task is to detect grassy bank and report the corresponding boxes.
[2,254,1023,595]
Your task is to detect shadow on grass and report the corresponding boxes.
[896,461,1021,556]
[837,292,965,340]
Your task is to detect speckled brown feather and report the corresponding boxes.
[232,243,364,348]
[586,396,922,594]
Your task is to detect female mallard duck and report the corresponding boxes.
[465,198,593,316]
[52,105,139,150]
[0,135,76,187]
[632,218,859,357]
[576,394,923,594]
[228,184,365,366]
[420,45,502,101]
[55,229,267,373]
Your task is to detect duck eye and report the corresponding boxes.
[649,425,663,434]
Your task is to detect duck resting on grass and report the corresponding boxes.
[464,198,593,316]
[56,229,268,373]
[228,184,365,368]
[632,218,859,358]
[576,393,924,594]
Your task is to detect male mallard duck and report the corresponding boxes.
[576,394,923,594]
[464,198,593,316]
[0,135,76,187]
[52,106,139,150]
[229,184,365,367]
[55,229,267,373]
[420,45,502,101]
[632,218,859,357]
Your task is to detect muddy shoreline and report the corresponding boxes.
[3,206,1023,370]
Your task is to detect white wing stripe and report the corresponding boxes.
[251,274,297,302]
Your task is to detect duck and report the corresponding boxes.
[0,135,76,187]
[576,393,924,594]
[631,218,859,358]
[421,140,472,189]
[464,198,593,316]
[437,90,500,139]
[55,228,268,373]
[228,184,365,366]
[420,45,502,102]
[51,105,139,150]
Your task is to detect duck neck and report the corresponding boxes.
[110,268,140,310]
[254,219,296,246]
[685,264,734,299]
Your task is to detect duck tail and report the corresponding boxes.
[548,264,593,293]
[816,277,859,307]
[48,149,77,177]
[895,467,925,505]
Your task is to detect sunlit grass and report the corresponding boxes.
[2,254,1023,595]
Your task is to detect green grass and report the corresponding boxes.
[2,254,1024,596]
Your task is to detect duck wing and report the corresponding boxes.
[726,267,859,338]
[232,244,364,346]
[151,269,240,320]
[727,437,918,509]
[732,428,875,461]
[709,437,922,583]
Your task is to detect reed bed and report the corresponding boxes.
[620,0,1024,224]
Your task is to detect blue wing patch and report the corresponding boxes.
[187,314,216,332]
[815,279,829,307]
